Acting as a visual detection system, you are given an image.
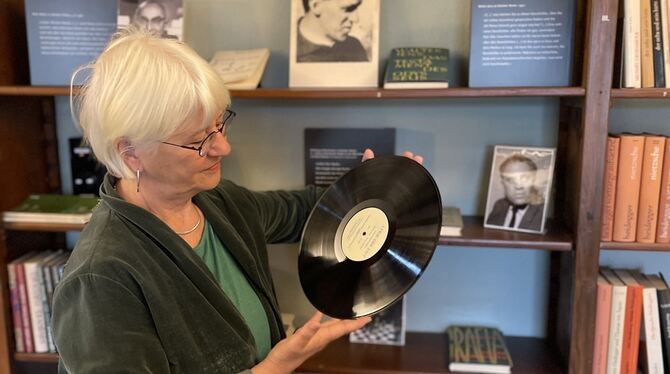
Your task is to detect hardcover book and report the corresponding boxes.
[636,135,666,242]
[469,0,575,87]
[601,136,620,242]
[612,134,645,242]
[209,48,270,90]
[3,194,99,224]
[441,206,463,237]
[447,325,512,373]
[383,47,449,89]
[24,0,117,86]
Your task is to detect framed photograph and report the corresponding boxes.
[349,296,405,346]
[118,0,184,40]
[289,0,380,87]
[484,145,556,234]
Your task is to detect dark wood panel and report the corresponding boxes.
[0,0,30,85]
[298,333,561,374]
[0,85,586,99]
[439,216,572,251]
[2,222,85,233]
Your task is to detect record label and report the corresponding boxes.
[340,207,389,262]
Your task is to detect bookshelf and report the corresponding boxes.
[0,0,626,373]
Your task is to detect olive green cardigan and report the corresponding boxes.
[52,175,320,373]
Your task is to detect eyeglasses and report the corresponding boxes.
[161,109,236,157]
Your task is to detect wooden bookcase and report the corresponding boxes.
[0,0,659,373]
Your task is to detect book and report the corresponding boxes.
[209,48,270,90]
[382,47,449,89]
[468,0,575,87]
[632,272,664,374]
[304,128,395,188]
[623,0,642,88]
[612,134,645,242]
[651,0,666,87]
[656,138,670,242]
[613,269,643,374]
[592,274,613,374]
[2,194,99,225]
[661,0,670,88]
[350,296,405,346]
[24,0,117,85]
[447,325,512,373]
[642,0,655,88]
[601,136,621,241]
[600,268,628,374]
[636,135,666,242]
[441,206,463,237]
[646,273,670,372]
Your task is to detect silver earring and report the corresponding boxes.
[136,169,141,192]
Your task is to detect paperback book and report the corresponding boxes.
[383,47,449,89]
[441,206,463,236]
[3,194,99,224]
[209,48,270,90]
[447,325,513,374]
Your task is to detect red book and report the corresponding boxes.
[614,269,644,374]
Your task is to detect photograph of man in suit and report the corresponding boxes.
[486,154,545,232]
[132,0,178,39]
[297,0,369,62]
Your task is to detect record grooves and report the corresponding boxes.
[299,155,442,319]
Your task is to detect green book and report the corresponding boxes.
[383,47,449,89]
[3,194,99,224]
[447,325,513,373]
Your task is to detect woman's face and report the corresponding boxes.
[138,112,231,196]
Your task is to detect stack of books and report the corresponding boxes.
[2,194,99,225]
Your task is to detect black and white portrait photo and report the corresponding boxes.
[118,0,184,40]
[289,0,379,87]
[349,296,405,346]
[484,146,556,234]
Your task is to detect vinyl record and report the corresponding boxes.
[299,155,442,319]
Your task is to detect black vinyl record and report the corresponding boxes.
[299,155,442,319]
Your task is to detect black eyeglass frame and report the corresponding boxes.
[161,109,236,157]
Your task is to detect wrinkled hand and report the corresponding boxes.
[252,312,371,374]
[361,148,424,164]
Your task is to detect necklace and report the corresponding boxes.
[175,205,201,236]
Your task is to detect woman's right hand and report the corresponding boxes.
[252,312,371,374]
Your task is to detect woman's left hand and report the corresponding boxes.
[361,148,424,164]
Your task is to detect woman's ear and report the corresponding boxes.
[115,138,141,171]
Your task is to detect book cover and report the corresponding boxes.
[646,273,670,372]
[633,272,664,374]
[592,274,613,374]
[447,325,512,374]
[304,128,395,188]
[651,0,666,87]
[24,0,117,86]
[3,194,99,224]
[624,0,643,88]
[656,138,670,242]
[600,268,628,374]
[612,134,645,242]
[383,47,449,89]
[350,296,405,346]
[469,0,575,87]
[209,48,270,90]
[441,206,463,237]
[636,135,666,242]
[613,269,644,374]
[601,136,620,242]
[642,0,654,88]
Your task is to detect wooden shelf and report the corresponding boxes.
[14,352,58,363]
[297,332,562,373]
[2,221,85,232]
[611,88,670,98]
[0,85,585,99]
[440,216,573,251]
[600,241,670,252]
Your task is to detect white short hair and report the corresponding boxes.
[73,27,230,179]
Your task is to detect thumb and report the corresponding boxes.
[361,148,375,162]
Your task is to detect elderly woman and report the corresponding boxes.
[51,28,375,373]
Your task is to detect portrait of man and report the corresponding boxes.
[297,0,368,62]
[118,0,183,40]
[484,146,556,234]
[289,0,379,87]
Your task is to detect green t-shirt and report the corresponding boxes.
[194,221,271,360]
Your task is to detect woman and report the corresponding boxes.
[51,28,376,373]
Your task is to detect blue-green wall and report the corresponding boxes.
[52,0,669,338]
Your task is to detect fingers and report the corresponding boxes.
[401,150,424,165]
[361,148,375,161]
[319,316,372,340]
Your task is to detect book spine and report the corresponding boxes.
[620,285,643,374]
[657,288,670,371]
[606,285,628,374]
[613,135,646,242]
[637,136,666,242]
[643,0,655,87]
[624,0,642,88]
[592,280,612,374]
[24,261,48,353]
[662,0,670,87]
[7,263,24,353]
[652,0,667,86]
[16,262,33,353]
[601,136,621,241]
[641,287,664,374]
[41,263,55,353]
[656,138,670,242]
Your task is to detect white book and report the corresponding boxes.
[600,268,627,374]
[209,48,270,90]
[624,0,642,87]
